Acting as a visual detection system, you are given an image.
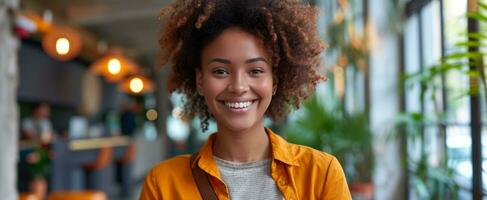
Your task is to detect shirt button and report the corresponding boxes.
[279,177,287,186]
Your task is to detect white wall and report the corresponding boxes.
[368,0,405,199]
[0,0,19,199]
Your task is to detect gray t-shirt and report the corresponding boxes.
[21,117,52,137]
[214,156,284,200]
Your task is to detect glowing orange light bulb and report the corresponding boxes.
[129,77,144,93]
[55,37,70,55]
[146,109,158,121]
[107,58,121,75]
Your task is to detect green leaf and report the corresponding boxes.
[479,2,487,12]
[467,70,480,77]
[466,32,487,40]
[438,62,467,72]
[467,87,481,96]
[467,12,487,22]
[412,176,431,199]
[443,52,483,60]
[454,41,485,48]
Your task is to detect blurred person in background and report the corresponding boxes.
[140,0,352,199]
[21,103,54,144]
[19,103,54,199]
[120,98,141,137]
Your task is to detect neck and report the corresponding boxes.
[212,123,271,163]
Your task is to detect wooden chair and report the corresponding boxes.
[83,147,113,170]
[116,143,136,196]
[82,147,114,193]
[48,191,107,200]
[118,143,136,164]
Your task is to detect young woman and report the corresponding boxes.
[140,0,351,199]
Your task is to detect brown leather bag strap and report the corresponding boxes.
[190,153,219,200]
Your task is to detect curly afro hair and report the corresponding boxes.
[158,0,326,132]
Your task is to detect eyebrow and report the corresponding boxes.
[207,57,269,65]
[208,58,231,64]
[245,57,269,64]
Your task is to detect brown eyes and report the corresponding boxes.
[249,69,264,76]
[211,68,265,77]
[212,68,228,76]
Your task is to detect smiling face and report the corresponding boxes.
[196,27,275,133]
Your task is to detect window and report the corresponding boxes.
[403,0,485,198]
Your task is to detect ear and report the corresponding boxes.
[196,69,204,96]
[272,75,278,96]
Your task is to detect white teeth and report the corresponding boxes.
[225,101,253,109]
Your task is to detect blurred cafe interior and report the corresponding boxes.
[1,0,487,200]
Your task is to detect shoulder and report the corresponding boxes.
[287,143,339,171]
[148,154,192,178]
[21,118,35,131]
[267,128,339,171]
[142,155,194,192]
[141,154,194,199]
[286,143,351,199]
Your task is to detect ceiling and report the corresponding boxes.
[24,0,173,66]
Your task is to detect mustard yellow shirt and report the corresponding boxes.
[140,128,352,200]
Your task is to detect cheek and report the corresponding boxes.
[256,78,274,97]
[202,76,225,101]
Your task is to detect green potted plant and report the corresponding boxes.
[25,144,51,200]
[393,112,459,199]
[284,94,374,198]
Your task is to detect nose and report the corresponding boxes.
[227,72,248,95]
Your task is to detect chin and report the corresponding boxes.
[218,119,260,133]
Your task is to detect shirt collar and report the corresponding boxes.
[190,133,222,180]
[266,128,300,166]
[191,133,217,169]
[191,127,300,170]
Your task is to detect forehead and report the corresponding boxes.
[201,27,270,63]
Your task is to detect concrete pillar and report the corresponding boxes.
[0,0,20,199]
[368,0,405,199]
